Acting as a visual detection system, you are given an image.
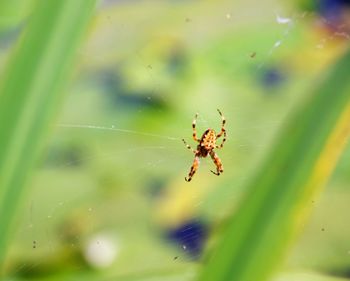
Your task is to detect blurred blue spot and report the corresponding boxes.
[166,45,188,76]
[146,179,166,199]
[318,0,350,24]
[92,68,166,109]
[259,66,285,90]
[0,24,22,49]
[167,220,208,259]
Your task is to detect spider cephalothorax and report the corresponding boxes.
[182,109,226,182]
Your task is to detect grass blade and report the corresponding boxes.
[0,0,96,270]
[197,48,350,281]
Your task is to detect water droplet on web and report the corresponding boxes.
[47,215,52,219]
[226,13,231,19]
[88,207,93,212]
[274,41,281,48]
[276,14,291,24]
[182,245,187,250]
[111,125,115,129]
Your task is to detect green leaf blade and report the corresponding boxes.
[0,0,96,270]
[197,48,350,281]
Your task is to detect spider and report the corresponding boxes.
[182,109,226,182]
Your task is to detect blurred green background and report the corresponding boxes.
[1,0,350,280]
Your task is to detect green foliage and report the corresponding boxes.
[0,0,35,32]
[197,48,350,281]
[0,0,96,271]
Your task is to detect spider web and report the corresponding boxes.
[5,0,350,280]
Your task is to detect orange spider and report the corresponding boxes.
[182,109,226,182]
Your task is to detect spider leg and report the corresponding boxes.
[182,139,197,153]
[210,150,223,176]
[185,155,200,182]
[215,129,226,149]
[216,109,226,148]
[192,113,200,142]
[216,109,226,138]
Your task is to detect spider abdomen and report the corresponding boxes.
[200,129,216,151]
